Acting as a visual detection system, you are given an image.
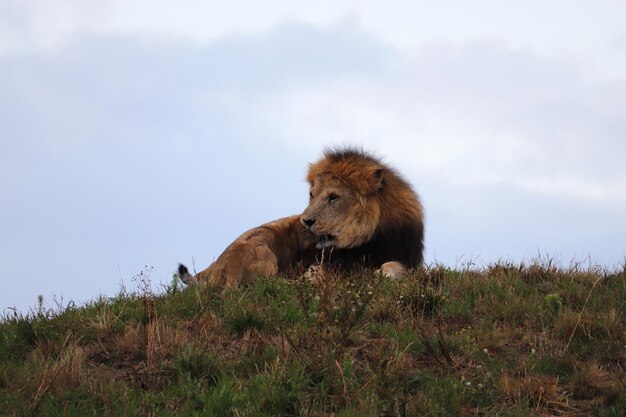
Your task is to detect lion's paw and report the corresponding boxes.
[378,261,406,279]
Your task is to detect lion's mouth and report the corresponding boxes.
[315,234,336,249]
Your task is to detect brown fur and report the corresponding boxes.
[179,148,424,286]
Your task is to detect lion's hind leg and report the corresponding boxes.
[203,241,279,287]
[242,243,279,284]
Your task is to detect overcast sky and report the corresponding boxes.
[1,1,625,314]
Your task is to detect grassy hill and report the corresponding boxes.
[1,262,625,416]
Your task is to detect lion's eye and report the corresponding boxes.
[309,191,313,199]
[327,193,339,204]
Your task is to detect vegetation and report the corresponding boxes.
[1,260,625,416]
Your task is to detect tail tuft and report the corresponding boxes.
[177,263,198,286]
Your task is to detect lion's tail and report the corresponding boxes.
[177,263,198,286]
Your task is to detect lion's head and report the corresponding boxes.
[301,148,393,250]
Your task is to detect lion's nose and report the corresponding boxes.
[302,218,316,228]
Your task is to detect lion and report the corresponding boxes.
[178,147,424,286]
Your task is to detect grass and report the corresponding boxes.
[0,261,624,416]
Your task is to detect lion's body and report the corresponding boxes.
[190,216,316,287]
[178,148,424,287]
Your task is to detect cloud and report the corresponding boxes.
[0,0,115,53]
[4,1,626,84]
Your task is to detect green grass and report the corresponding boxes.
[1,262,625,416]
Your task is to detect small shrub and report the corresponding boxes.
[544,293,563,315]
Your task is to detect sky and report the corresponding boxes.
[1,1,625,314]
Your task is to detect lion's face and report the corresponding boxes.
[301,174,381,249]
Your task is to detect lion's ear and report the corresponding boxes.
[374,168,384,190]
